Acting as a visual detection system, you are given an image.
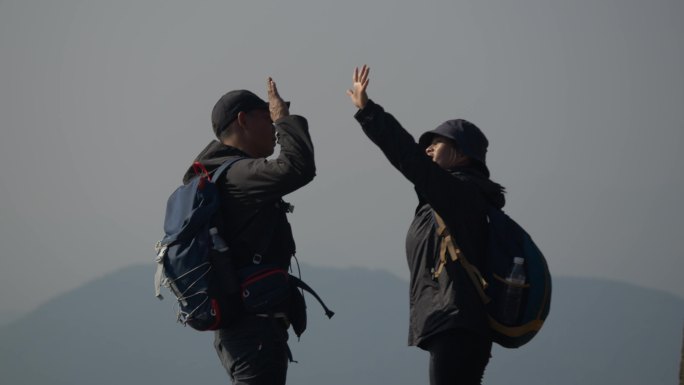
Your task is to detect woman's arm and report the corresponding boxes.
[347,65,477,218]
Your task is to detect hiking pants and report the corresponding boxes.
[425,328,492,385]
[214,315,291,385]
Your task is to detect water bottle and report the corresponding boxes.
[209,227,229,252]
[500,257,526,325]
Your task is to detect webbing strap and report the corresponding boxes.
[211,156,246,183]
[433,212,491,304]
[154,262,164,300]
[488,316,544,336]
[432,213,459,279]
[289,275,335,319]
[154,242,167,299]
[433,237,448,278]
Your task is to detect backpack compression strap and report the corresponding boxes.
[432,216,462,279]
[289,275,335,319]
[432,211,491,304]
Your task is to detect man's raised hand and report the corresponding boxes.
[267,77,289,121]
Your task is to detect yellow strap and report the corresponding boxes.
[488,316,544,336]
[444,235,460,262]
[432,214,451,279]
[433,212,491,304]
[433,237,448,278]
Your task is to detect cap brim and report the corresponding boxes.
[418,131,455,149]
[418,132,434,149]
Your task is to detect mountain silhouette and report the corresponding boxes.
[0,264,682,385]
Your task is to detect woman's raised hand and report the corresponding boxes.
[346,65,370,110]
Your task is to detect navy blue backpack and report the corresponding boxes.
[480,207,551,348]
[433,207,551,348]
[154,157,244,331]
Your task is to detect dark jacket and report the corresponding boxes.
[354,100,505,347]
[182,114,315,270]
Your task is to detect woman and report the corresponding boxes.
[347,65,505,385]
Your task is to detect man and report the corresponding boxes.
[347,65,505,385]
[183,78,315,385]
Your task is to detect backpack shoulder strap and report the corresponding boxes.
[432,211,491,304]
[211,156,247,183]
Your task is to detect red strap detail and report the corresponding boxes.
[192,162,211,190]
[241,269,288,289]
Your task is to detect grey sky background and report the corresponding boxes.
[0,0,682,322]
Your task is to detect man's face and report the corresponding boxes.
[243,109,276,158]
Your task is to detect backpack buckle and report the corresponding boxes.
[253,254,263,264]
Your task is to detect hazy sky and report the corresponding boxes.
[1,0,682,322]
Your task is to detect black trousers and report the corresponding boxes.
[214,316,290,385]
[424,329,492,385]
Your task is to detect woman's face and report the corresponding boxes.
[425,136,469,169]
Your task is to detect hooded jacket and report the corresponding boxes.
[355,100,505,347]
[182,115,315,269]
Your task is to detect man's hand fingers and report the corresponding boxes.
[271,82,279,98]
[267,77,278,98]
[267,77,289,120]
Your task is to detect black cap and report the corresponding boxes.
[211,90,269,137]
[419,119,490,176]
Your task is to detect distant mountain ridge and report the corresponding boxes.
[1,264,682,385]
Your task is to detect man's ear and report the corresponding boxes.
[236,111,248,128]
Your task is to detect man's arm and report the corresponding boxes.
[226,115,315,204]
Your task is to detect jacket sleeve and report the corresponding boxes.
[225,115,316,205]
[354,100,478,219]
